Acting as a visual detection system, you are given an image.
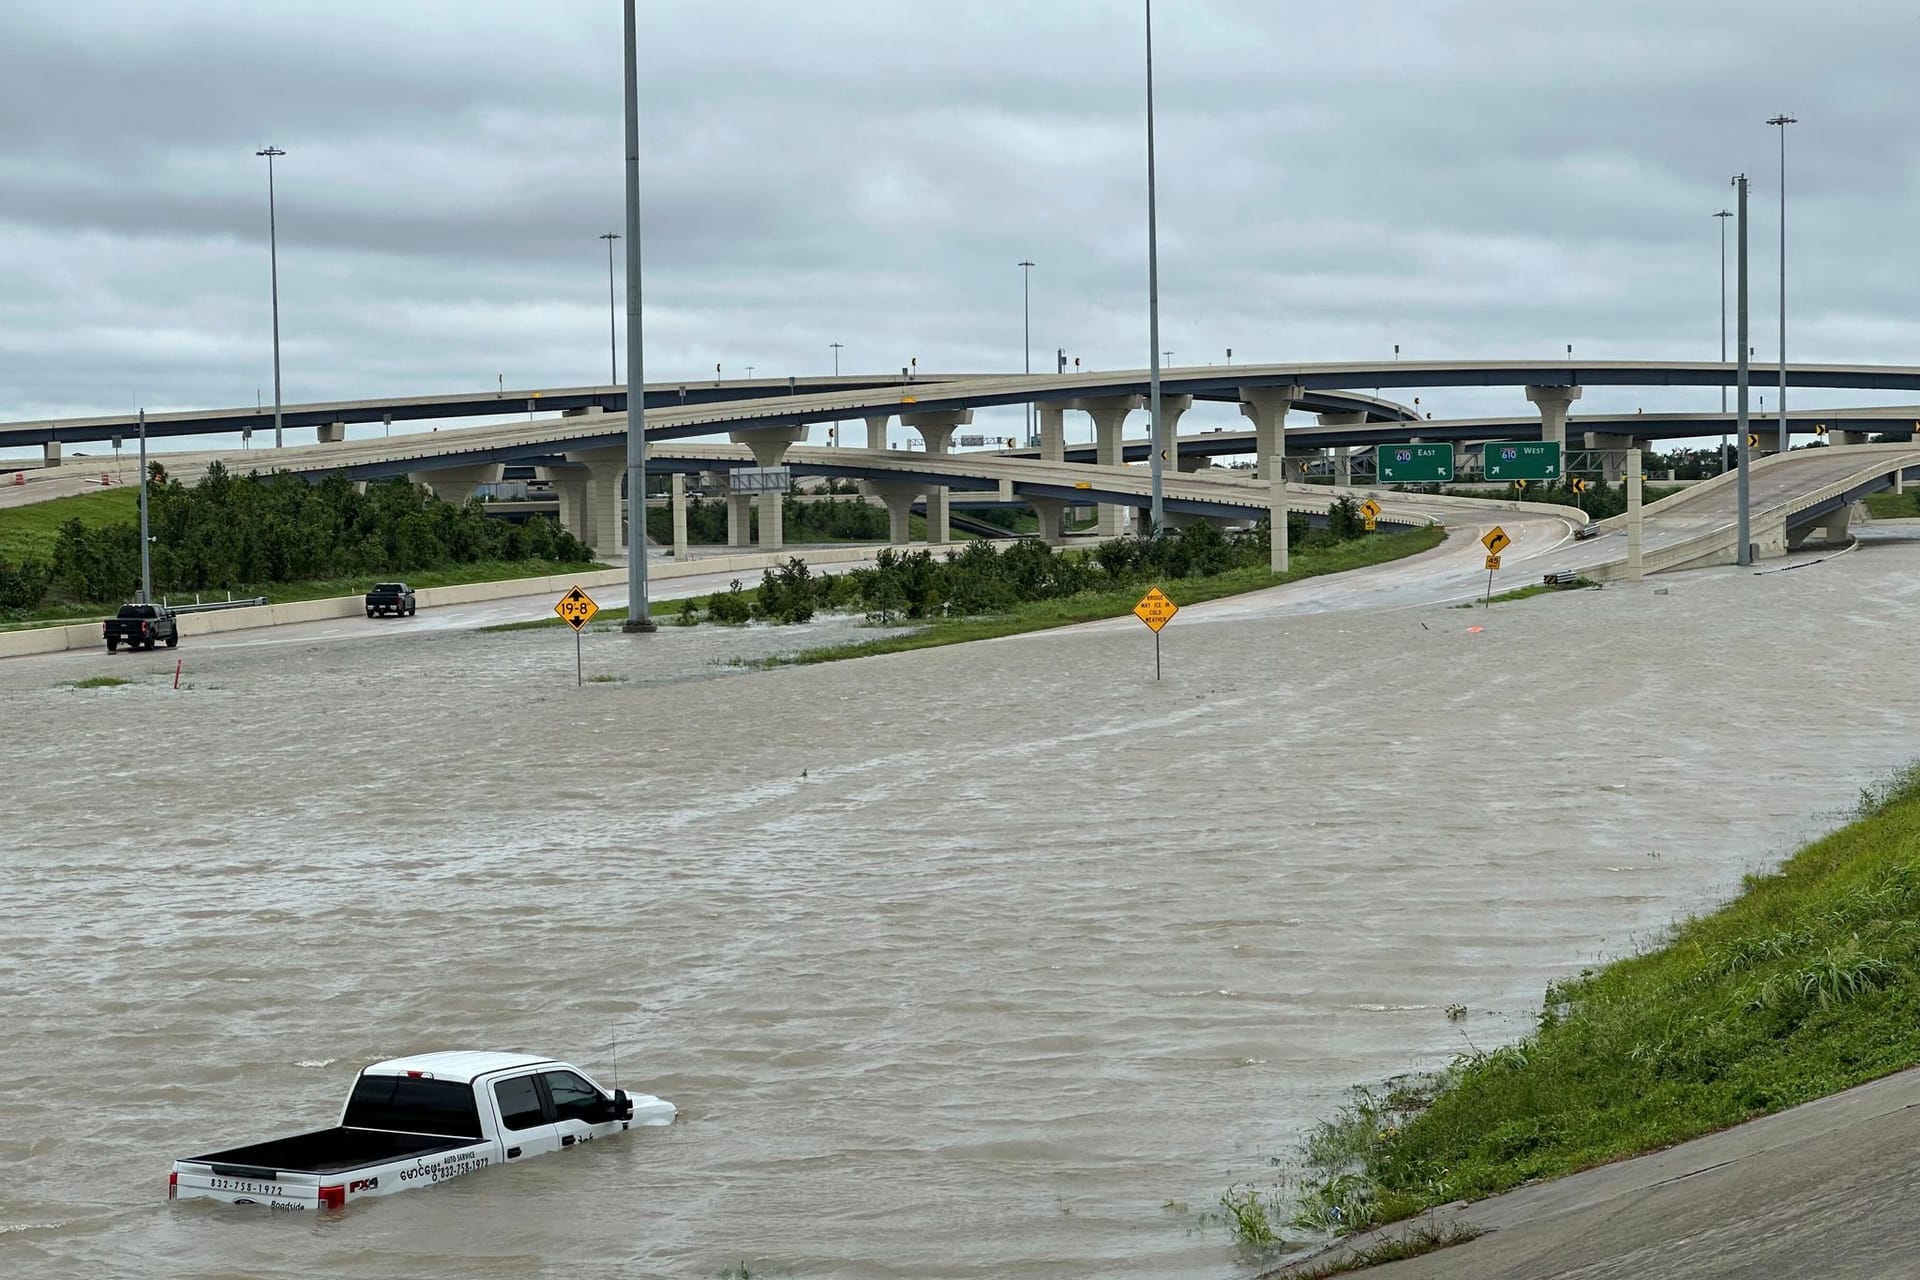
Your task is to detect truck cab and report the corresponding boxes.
[170,1051,674,1210]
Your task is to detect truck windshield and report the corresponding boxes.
[343,1075,482,1138]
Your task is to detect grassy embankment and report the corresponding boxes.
[1280,763,1920,1242]
[494,526,1446,654]
[0,488,601,629]
[1864,491,1920,520]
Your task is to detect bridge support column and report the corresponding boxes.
[541,469,589,548]
[865,481,921,546]
[1073,395,1142,537]
[42,440,60,467]
[1153,395,1195,483]
[1896,469,1907,496]
[1027,495,1070,546]
[902,410,971,545]
[728,425,808,552]
[565,447,627,557]
[1526,384,1582,450]
[670,472,689,559]
[1316,413,1365,487]
[865,414,891,451]
[1584,432,1635,481]
[1626,448,1643,581]
[1829,429,1869,446]
[318,422,346,443]
[408,463,503,508]
[1037,403,1067,463]
[727,493,751,547]
[1241,385,1302,574]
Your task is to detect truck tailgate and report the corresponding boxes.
[171,1165,324,1210]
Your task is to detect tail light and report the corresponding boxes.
[168,1171,178,1200]
[319,1184,346,1210]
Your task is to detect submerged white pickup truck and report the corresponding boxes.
[170,1051,675,1211]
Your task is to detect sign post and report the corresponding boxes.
[1480,526,1511,606]
[555,585,600,685]
[1132,586,1178,680]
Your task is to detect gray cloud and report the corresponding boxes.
[4,0,1919,447]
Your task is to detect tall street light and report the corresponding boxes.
[1734,174,1752,565]
[829,341,843,446]
[620,0,654,633]
[1716,207,1732,471]
[1143,0,1165,534]
[599,231,621,384]
[255,146,286,449]
[1768,113,1797,455]
[1018,260,1035,447]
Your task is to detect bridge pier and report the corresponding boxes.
[1037,403,1067,463]
[1584,432,1635,481]
[1317,413,1365,487]
[669,472,689,558]
[728,425,807,551]
[1027,495,1069,545]
[865,414,891,451]
[42,440,59,467]
[1241,385,1302,573]
[1829,429,1870,446]
[1074,395,1142,537]
[1525,384,1582,450]
[1153,395,1194,481]
[865,481,921,546]
[901,409,970,544]
[318,422,346,443]
[727,492,752,547]
[408,462,503,508]
[541,469,589,549]
[566,447,627,557]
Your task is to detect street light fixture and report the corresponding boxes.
[598,232,620,384]
[255,146,286,449]
[1715,208,1733,471]
[1143,0,1165,533]
[1018,260,1035,447]
[1767,113,1797,455]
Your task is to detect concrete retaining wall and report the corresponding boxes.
[0,543,917,662]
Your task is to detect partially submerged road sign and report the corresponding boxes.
[1483,441,1562,481]
[1133,586,1178,633]
[1481,526,1512,557]
[556,586,599,632]
[1376,443,1455,483]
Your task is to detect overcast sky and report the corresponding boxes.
[4,0,1918,449]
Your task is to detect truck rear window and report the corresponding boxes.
[372,584,404,593]
[117,605,156,618]
[343,1075,481,1139]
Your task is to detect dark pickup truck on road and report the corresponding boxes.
[365,582,417,618]
[103,603,179,652]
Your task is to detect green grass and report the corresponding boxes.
[1,558,605,630]
[1456,576,1600,607]
[1291,762,1920,1231]
[1865,491,1920,519]
[62,675,132,689]
[0,486,141,562]
[1277,1219,1485,1278]
[765,527,1446,666]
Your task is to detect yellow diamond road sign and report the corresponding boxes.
[1133,586,1178,633]
[1481,526,1512,557]
[1359,498,1382,519]
[555,585,599,632]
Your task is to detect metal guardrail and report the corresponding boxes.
[162,595,269,614]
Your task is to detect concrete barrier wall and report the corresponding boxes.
[0,543,938,662]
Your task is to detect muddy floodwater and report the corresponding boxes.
[7,536,1920,1279]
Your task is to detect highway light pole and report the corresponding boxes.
[830,341,843,446]
[137,408,152,603]
[1767,114,1796,456]
[1735,174,1752,566]
[620,0,654,632]
[1018,259,1034,448]
[255,146,286,449]
[1716,207,1732,472]
[599,232,620,384]
[1143,0,1165,534]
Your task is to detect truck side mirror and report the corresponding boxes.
[613,1089,633,1121]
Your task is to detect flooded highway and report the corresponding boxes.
[7,533,1920,1279]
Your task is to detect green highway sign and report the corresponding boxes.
[1375,443,1455,483]
[1483,441,1562,481]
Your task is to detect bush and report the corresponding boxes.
[706,579,753,624]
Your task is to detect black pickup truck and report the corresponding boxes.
[103,603,179,652]
[365,582,417,618]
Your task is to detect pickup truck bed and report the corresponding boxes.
[189,1127,472,1177]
